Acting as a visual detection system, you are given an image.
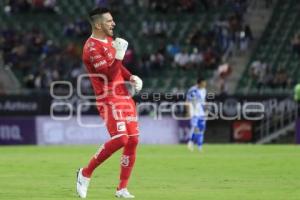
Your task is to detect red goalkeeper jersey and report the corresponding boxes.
[82,36,132,101]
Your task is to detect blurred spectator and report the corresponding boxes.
[148,0,204,13]
[154,20,168,38]
[34,68,48,89]
[259,65,273,88]
[203,47,219,70]
[230,0,247,17]
[218,63,232,78]
[141,20,152,37]
[123,48,137,73]
[273,68,291,88]
[4,0,59,13]
[64,18,90,38]
[291,32,300,55]
[150,0,168,13]
[44,0,59,12]
[150,51,165,70]
[124,0,134,6]
[24,74,35,89]
[31,0,44,10]
[174,49,190,69]
[166,40,181,57]
[179,0,196,13]
[239,30,248,53]
[137,0,150,8]
[95,0,109,8]
[4,0,31,14]
[189,48,203,68]
[187,29,203,47]
[140,54,151,77]
[249,60,266,80]
[70,64,83,85]
[244,24,253,41]
[140,20,168,38]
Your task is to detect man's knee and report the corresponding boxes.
[127,136,139,147]
[111,134,129,149]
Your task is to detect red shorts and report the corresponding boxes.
[97,97,139,137]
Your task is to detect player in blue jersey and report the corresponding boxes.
[186,76,207,152]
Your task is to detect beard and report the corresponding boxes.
[103,27,113,37]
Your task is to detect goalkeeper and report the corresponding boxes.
[76,8,143,199]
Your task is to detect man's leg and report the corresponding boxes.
[187,126,196,151]
[115,135,138,198]
[82,134,129,178]
[115,99,139,198]
[188,117,198,151]
[118,135,139,190]
[196,120,206,151]
[197,132,204,151]
[82,102,129,178]
[77,134,128,198]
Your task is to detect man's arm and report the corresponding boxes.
[185,101,192,118]
[121,64,132,81]
[121,63,143,92]
[185,90,193,117]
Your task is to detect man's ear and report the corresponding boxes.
[95,22,102,30]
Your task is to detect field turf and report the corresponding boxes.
[0,145,299,200]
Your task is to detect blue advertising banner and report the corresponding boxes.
[0,117,36,145]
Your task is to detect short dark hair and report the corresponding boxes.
[88,7,111,22]
[197,76,205,84]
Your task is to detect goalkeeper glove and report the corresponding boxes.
[130,75,143,92]
[112,38,128,60]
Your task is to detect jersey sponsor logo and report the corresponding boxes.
[117,121,126,132]
[120,155,130,167]
[89,54,102,62]
[94,60,107,68]
[89,47,97,52]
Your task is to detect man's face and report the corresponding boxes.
[99,13,115,37]
[198,81,207,88]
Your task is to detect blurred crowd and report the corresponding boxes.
[248,30,300,90]
[0,28,84,90]
[249,60,293,89]
[1,0,254,93]
[63,18,90,38]
[4,0,59,14]
[136,0,251,93]
[123,0,247,13]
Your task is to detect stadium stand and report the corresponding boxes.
[0,0,251,93]
[236,0,300,95]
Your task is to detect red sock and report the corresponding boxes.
[118,136,138,190]
[82,135,128,178]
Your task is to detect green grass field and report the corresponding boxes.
[0,145,300,200]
